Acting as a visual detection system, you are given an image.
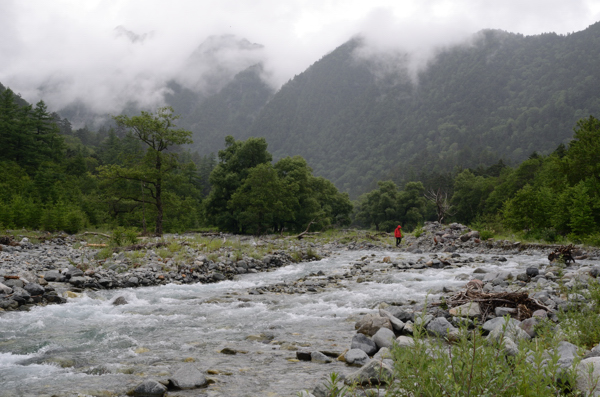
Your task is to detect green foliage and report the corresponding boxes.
[100,107,195,235]
[558,279,600,349]
[205,137,352,234]
[354,180,428,232]
[387,319,578,396]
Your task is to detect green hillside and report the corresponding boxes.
[234,23,600,197]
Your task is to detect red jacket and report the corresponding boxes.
[394,226,402,237]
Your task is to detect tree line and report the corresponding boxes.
[355,115,600,244]
[0,86,351,235]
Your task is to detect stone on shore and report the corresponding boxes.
[351,333,377,356]
[168,364,208,389]
[355,314,392,336]
[344,360,394,386]
[131,379,167,396]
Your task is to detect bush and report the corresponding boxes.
[413,225,424,238]
[558,279,600,349]
[386,318,577,396]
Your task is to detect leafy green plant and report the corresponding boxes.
[124,228,139,244]
[413,225,424,238]
[111,227,127,247]
[558,279,600,349]
[387,317,578,396]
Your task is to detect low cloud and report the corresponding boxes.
[0,0,598,122]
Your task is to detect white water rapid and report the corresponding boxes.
[0,249,549,396]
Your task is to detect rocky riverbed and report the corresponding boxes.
[2,222,600,396]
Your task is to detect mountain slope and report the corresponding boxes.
[242,23,600,197]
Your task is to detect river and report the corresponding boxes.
[0,248,543,396]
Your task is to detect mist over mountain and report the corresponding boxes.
[5,21,600,200]
[228,22,600,197]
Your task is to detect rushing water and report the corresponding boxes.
[0,249,549,396]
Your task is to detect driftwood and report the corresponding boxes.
[548,244,576,264]
[439,281,552,321]
[0,236,18,246]
[82,232,112,239]
[112,242,169,252]
[286,219,320,240]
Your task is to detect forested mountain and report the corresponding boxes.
[230,23,600,198]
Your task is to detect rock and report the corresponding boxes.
[532,309,548,319]
[556,341,579,369]
[44,270,64,282]
[526,267,539,277]
[355,314,392,336]
[296,351,312,361]
[131,379,167,396]
[395,335,415,348]
[168,364,208,389]
[351,333,377,356]
[379,308,405,332]
[495,307,517,317]
[449,302,481,317]
[311,351,332,363]
[576,357,600,396]
[519,317,539,338]
[373,347,392,360]
[372,327,395,349]
[344,359,394,386]
[488,318,531,343]
[0,282,13,294]
[112,296,128,305]
[23,283,45,296]
[0,299,18,310]
[414,314,434,328]
[345,349,370,366]
[383,306,414,322]
[69,276,86,287]
[426,317,457,339]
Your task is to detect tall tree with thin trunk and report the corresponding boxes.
[99,107,192,235]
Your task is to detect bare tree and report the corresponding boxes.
[425,188,454,224]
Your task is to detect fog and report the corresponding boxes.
[1,0,598,118]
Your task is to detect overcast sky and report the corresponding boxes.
[1,0,599,116]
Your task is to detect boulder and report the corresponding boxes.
[379,308,405,332]
[131,379,167,396]
[372,327,395,349]
[311,351,332,364]
[23,283,45,296]
[345,349,370,366]
[576,357,600,396]
[449,302,481,317]
[351,333,377,356]
[112,296,128,306]
[426,316,457,339]
[344,359,394,386]
[487,318,531,343]
[168,364,207,389]
[355,314,392,336]
[0,282,13,294]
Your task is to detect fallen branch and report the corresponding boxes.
[287,218,319,240]
[82,232,111,239]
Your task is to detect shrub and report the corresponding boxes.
[386,318,577,396]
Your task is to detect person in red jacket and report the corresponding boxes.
[394,225,402,247]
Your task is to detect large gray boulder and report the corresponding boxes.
[372,327,396,349]
[24,283,45,296]
[131,379,167,396]
[344,359,394,386]
[345,349,370,366]
[576,357,600,396]
[355,314,392,337]
[427,316,457,339]
[487,318,531,343]
[168,364,207,389]
[351,333,378,356]
[379,308,405,332]
[44,270,64,282]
